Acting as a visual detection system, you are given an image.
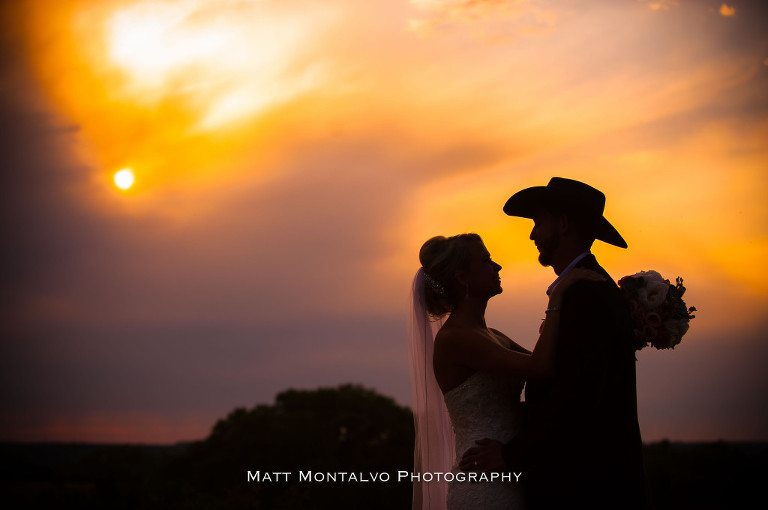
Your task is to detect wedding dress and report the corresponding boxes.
[443,371,525,510]
[408,269,525,510]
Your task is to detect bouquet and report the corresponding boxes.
[618,270,697,350]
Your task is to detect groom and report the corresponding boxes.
[460,178,648,509]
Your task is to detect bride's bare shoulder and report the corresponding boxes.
[435,325,485,349]
[489,328,531,354]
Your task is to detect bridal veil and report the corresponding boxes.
[408,269,455,510]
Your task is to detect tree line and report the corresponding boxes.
[1,384,765,509]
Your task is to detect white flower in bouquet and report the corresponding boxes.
[618,272,697,351]
[662,319,690,349]
[632,270,670,310]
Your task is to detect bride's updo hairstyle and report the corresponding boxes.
[419,233,482,318]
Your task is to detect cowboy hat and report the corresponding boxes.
[503,177,627,248]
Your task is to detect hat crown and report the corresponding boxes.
[546,177,605,216]
[503,176,627,248]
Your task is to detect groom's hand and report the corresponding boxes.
[458,439,507,472]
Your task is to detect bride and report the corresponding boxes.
[408,233,600,510]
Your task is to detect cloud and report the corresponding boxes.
[647,0,678,11]
[408,0,557,39]
[4,0,768,444]
[93,0,340,130]
[0,58,420,441]
[719,3,736,17]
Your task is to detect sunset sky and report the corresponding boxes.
[2,0,767,444]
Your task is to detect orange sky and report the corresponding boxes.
[2,0,767,443]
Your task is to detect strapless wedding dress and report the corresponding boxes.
[443,371,525,510]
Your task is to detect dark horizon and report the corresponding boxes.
[3,386,766,510]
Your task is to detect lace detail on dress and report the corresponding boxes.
[443,371,525,510]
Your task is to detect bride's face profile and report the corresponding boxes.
[459,241,503,299]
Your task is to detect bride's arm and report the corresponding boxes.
[445,313,560,378]
[436,269,603,379]
[489,329,531,355]
[435,293,563,379]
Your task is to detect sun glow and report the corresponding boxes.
[114,168,135,190]
[20,0,341,200]
[104,0,336,130]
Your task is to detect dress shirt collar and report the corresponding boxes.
[546,251,591,296]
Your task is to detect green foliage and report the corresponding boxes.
[643,440,768,510]
[7,386,764,510]
[0,442,185,509]
[1,384,415,509]
[163,384,415,509]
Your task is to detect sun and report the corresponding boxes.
[114,168,135,190]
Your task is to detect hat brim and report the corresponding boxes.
[502,186,548,219]
[595,217,628,249]
[503,187,628,248]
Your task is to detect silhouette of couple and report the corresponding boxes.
[408,178,649,510]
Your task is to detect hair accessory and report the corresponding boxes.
[423,271,445,295]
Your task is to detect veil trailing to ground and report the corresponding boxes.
[408,269,455,510]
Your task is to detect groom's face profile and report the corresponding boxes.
[530,210,561,268]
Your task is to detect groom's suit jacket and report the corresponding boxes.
[503,254,648,510]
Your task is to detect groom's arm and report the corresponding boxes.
[544,280,622,452]
[502,281,616,468]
